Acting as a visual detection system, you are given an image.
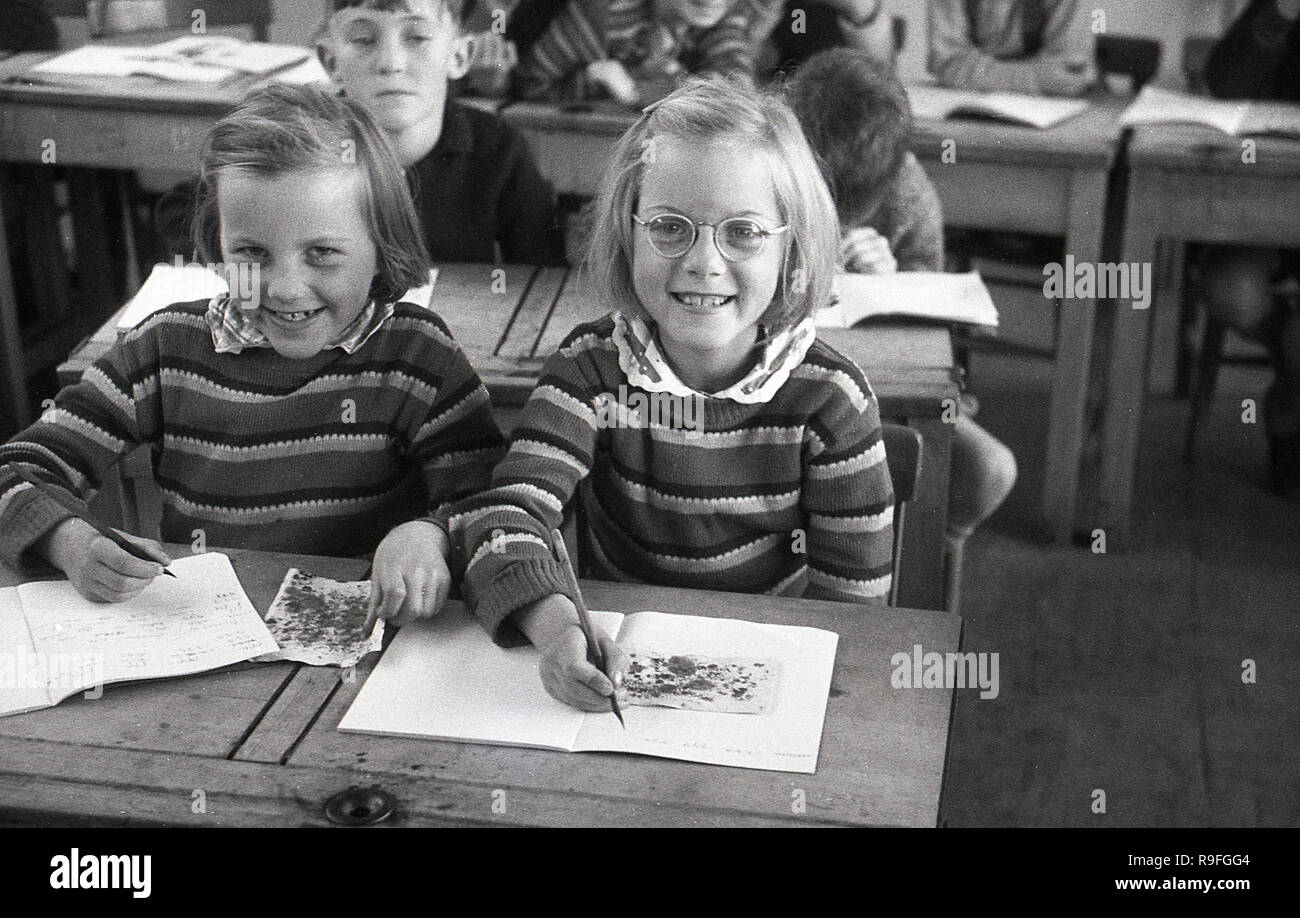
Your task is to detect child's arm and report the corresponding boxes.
[692,6,768,85]
[370,314,507,625]
[800,354,894,606]
[512,0,609,100]
[0,321,167,595]
[450,342,602,645]
[514,592,630,711]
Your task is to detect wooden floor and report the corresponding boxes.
[941,283,1299,826]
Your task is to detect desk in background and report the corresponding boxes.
[498,100,1127,544]
[0,547,961,827]
[1101,123,1300,543]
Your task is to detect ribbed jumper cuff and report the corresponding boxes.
[0,488,75,570]
[469,557,576,648]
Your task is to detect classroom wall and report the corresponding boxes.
[889,0,1249,90]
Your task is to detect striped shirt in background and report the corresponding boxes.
[452,311,894,646]
[0,301,505,567]
[513,0,782,104]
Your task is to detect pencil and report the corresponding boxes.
[550,529,625,727]
[12,466,176,577]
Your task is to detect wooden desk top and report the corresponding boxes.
[0,548,959,826]
[1126,122,1300,177]
[498,96,1124,168]
[910,97,1125,169]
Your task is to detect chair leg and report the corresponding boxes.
[1184,317,1227,463]
[943,530,966,615]
[1174,270,1199,399]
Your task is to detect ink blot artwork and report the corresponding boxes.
[258,569,382,668]
[621,652,781,715]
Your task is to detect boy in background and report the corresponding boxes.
[512,0,781,106]
[928,0,1095,95]
[788,49,1018,608]
[159,0,562,265]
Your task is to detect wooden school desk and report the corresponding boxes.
[0,546,961,827]
[0,53,252,430]
[58,264,960,611]
[1101,123,1300,542]
[498,99,1127,543]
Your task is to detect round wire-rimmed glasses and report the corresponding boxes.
[632,213,789,262]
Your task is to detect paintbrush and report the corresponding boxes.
[550,528,625,727]
[13,466,176,577]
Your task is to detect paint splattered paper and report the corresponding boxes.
[258,570,383,668]
[622,653,781,714]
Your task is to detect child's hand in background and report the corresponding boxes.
[841,227,898,275]
[1034,57,1095,96]
[38,517,170,603]
[515,593,630,711]
[367,520,452,628]
[586,60,638,105]
[462,33,518,97]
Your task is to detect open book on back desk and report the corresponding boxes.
[339,605,840,774]
[24,36,309,86]
[816,271,999,329]
[0,553,278,717]
[1119,85,1300,138]
[907,85,1089,129]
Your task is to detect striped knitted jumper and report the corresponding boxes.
[453,311,894,646]
[513,0,780,103]
[0,301,504,566]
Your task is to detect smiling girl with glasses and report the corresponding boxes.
[450,77,896,713]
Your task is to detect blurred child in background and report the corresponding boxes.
[928,0,1095,95]
[512,0,782,106]
[788,49,1018,608]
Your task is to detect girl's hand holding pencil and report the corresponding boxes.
[37,517,172,604]
[516,593,630,714]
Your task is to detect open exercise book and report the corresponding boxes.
[0,553,277,717]
[25,36,310,86]
[907,85,1089,129]
[116,263,439,331]
[339,605,840,774]
[1119,85,1300,138]
[817,271,999,329]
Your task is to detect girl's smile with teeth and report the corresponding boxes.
[672,293,735,308]
[266,306,327,323]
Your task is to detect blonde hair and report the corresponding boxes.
[192,83,430,305]
[585,76,839,331]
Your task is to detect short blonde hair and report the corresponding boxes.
[192,83,430,305]
[585,77,839,331]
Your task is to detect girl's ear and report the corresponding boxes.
[446,35,473,81]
